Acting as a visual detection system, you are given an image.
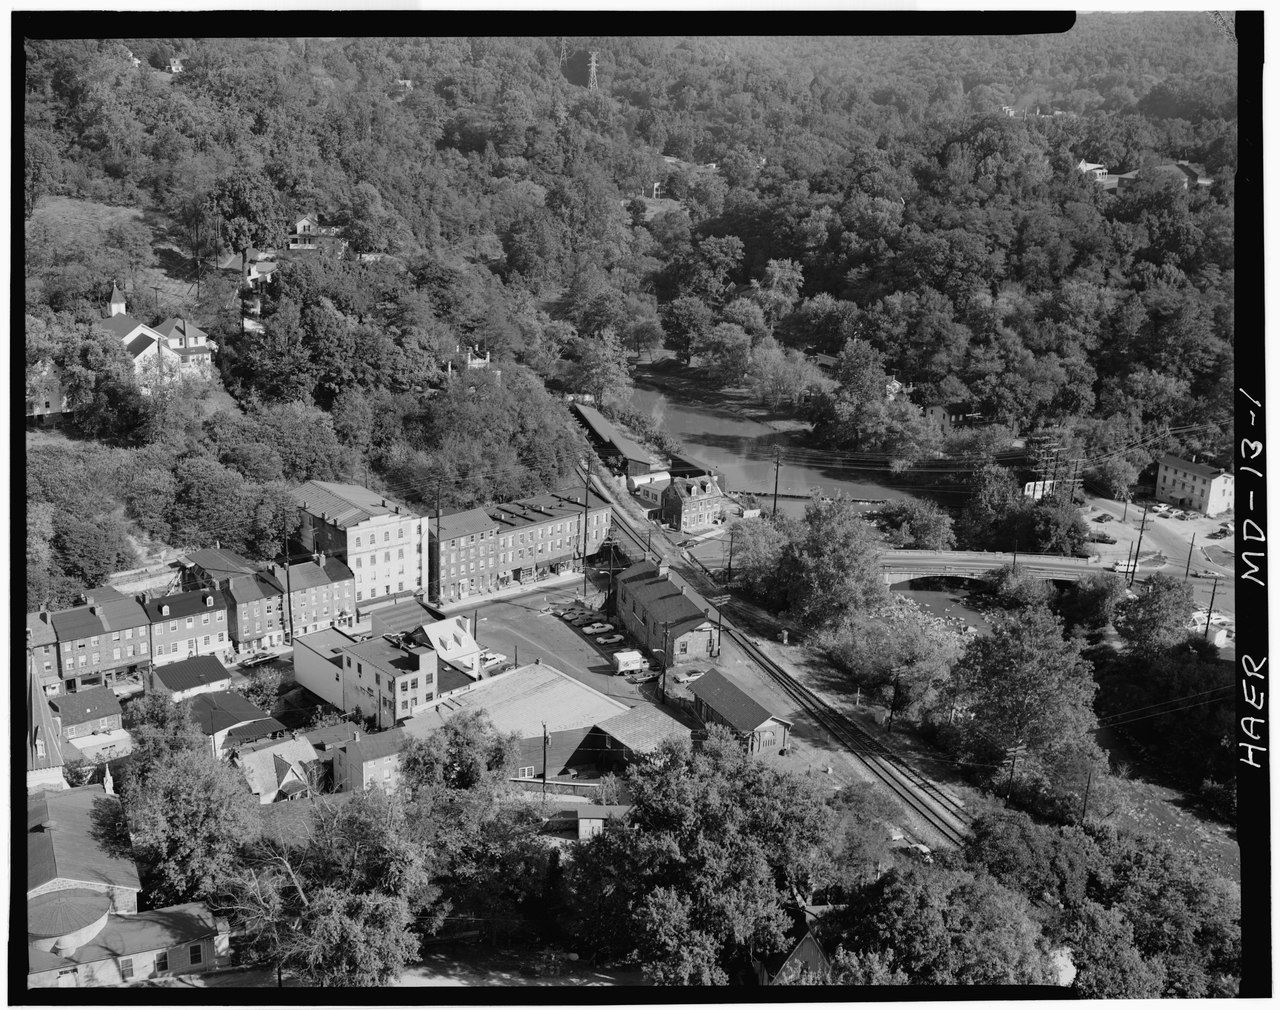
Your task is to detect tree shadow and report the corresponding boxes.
[89,793,137,862]
[154,246,197,282]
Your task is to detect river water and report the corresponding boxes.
[629,374,917,520]
[628,370,992,631]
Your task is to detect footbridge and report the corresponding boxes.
[881,549,1101,585]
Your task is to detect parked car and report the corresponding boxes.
[628,671,660,684]
[582,623,614,635]
[480,651,507,668]
[239,652,275,668]
[674,668,707,684]
[571,614,603,627]
[1088,532,1117,544]
[1094,514,1113,523]
[597,634,625,645]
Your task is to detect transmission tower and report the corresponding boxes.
[588,50,599,91]
[559,38,568,66]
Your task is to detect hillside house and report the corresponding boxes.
[189,691,282,757]
[242,248,279,287]
[25,359,74,425]
[153,317,215,378]
[688,669,792,755]
[289,214,348,252]
[615,561,720,666]
[1076,158,1109,182]
[1156,455,1234,516]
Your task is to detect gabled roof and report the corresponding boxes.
[155,316,209,342]
[688,669,790,735]
[54,902,222,964]
[28,673,65,772]
[226,573,280,605]
[236,737,317,798]
[183,547,261,581]
[293,481,421,528]
[94,592,150,632]
[303,721,362,749]
[435,506,499,541]
[48,607,104,643]
[618,561,712,633]
[369,599,441,636]
[27,611,58,649]
[27,785,141,894]
[99,313,160,342]
[1159,454,1231,481]
[666,475,721,501]
[143,588,228,622]
[342,728,405,765]
[49,686,122,728]
[153,656,233,694]
[596,704,692,754]
[124,333,153,361]
[188,690,269,736]
[224,718,287,747]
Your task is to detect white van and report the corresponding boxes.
[613,650,646,675]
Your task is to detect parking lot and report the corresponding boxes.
[468,586,656,704]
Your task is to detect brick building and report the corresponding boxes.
[44,589,152,695]
[143,589,232,666]
[661,475,724,533]
[615,561,720,666]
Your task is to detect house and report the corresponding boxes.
[615,561,721,666]
[153,317,215,378]
[594,704,693,772]
[150,655,234,703]
[25,358,74,425]
[687,669,792,755]
[28,785,141,911]
[265,554,357,639]
[224,573,287,652]
[545,804,631,840]
[431,486,612,603]
[1114,161,1213,193]
[402,662,630,782]
[143,589,232,666]
[288,214,348,253]
[394,77,414,91]
[168,56,183,73]
[1156,455,1234,516]
[413,616,483,679]
[884,375,914,401]
[189,691,282,757]
[293,626,360,714]
[180,546,263,589]
[27,612,62,696]
[27,672,68,794]
[232,736,319,803]
[243,249,279,287]
[28,901,229,989]
[333,728,406,794]
[1076,158,1108,182]
[661,475,724,533]
[631,478,671,518]
[751,906,837,984]
[99,310,181,391]
[294,481,428,609]
[45,589,153,695]
[48,687,122,741]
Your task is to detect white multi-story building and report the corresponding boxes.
[293,482,427,609]
[1155,455,1234,517]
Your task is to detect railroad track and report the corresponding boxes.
[600,490,973,847]
[724,627,972,848]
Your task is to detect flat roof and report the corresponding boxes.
[294,480,421,528]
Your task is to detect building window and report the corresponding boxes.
[401,699,409,711]
[519,766,535,778]
[355,536,361,547]
[189,944,203,966]
[202,614,210,625]
[91,636,99,647]
[120,957,134,980]
[155,951,169,973]
[203,636,211,646]
[398,527,405,538]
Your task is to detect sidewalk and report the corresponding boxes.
[434,570,589,616]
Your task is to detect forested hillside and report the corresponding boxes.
[25,22,1237,610]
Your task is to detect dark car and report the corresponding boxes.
[1088,532,1117,545]
[239,652,275,668]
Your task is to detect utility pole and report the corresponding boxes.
[433,480,442,603]
[1081,767,1093,822]
[472,608,479,644]
[1184,533,1197,580]
[772,447,782,518]
[659,622,670,703]
[726,528,736,580]
[580,468,591,597]
[1204,576,1220,639]
[1129,506,1149,587]
[281,520,296,645]
[541,722,548,806]
[587,50,599,91]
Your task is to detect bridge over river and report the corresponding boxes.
[881,549,1102,585]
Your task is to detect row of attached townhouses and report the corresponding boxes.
[293,480,612,607]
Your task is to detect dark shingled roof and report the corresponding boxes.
[143,588,228,622]
[618,561,712,634]
[303,721,362,749]
[49,687,122,728]
[435,506,499,542]
[688,669,790,735]
[59,902,223,964]
[48,607,104,643]
[152,655,233,694]
[224,718,287,746]
[26,786,141,895]
[188,691,270,736]
[1159,454,1232,481]
[183,546,261,581]
[342,728,405,765]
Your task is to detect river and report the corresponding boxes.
[629,366,992,631]
[629,367,918,520]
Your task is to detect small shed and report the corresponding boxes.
[687,670,792,755]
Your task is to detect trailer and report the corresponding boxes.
[612,650,646,675]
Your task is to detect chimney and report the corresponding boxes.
[679,585,686,596]
[353,730,361,742]
[657,563,669,578]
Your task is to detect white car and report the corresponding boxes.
[628,671,660,685]
[582,623,613,636]
[597,634,625,646]
[480,651,507,668]
[675,668,707,684]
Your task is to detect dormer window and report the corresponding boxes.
[161,605,170,616]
